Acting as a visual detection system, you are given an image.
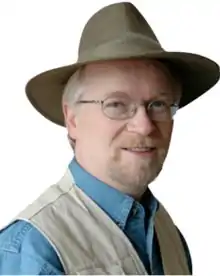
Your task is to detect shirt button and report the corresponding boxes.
[132,207,137,216]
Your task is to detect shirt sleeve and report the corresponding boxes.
[0,220,65,275]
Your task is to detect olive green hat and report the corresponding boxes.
[25,2,220,126]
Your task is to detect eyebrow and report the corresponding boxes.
[103,90,175,100]
[104,91,129,97]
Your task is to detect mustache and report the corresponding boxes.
[119,137,159,148]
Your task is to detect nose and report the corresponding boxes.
[126,105,156,135]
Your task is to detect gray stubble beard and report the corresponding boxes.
[107,148,167,197]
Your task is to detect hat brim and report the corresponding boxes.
[25,51,220,126]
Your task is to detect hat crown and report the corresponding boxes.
[78,2,162,62]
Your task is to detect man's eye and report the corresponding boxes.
[107,101,125,107]
[151,101,166,108]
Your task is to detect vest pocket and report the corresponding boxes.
[76,263,126,274]
[76,265,125,275]
[74,255,143,275]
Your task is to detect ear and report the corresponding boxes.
[62,103,78,140]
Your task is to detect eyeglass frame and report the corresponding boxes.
[75,94,179,121]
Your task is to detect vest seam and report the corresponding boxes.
[27,185,74,220]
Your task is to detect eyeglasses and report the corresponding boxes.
[76,94,179,121]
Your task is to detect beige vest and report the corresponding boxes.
[11,169,190,275]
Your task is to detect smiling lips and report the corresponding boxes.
[122,147,156,156]
[123,147,155,151]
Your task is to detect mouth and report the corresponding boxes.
[121,147,156,156]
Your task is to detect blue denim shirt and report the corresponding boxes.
[0,158,192,275]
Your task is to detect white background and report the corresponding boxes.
[0,0,219,274]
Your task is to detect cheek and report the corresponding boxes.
[78,114,120,150]
[156,121,173,142]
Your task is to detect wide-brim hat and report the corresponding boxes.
[25,2,220,127]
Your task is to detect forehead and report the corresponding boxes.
[83,59,176,99]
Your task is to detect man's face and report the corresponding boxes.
[64,59,179,198]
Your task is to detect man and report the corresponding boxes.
[0,2,219,275]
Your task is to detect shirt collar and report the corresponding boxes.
[69,158,134,229]
[68,157,158,229]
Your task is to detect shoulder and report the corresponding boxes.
[0,219,64,274]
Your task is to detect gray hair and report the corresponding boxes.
[62,66,87,150]
[62,65,87,107]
